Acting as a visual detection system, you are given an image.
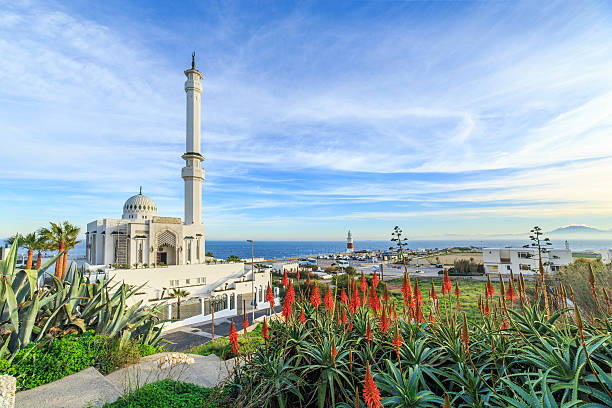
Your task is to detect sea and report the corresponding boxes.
[10,238,612,261]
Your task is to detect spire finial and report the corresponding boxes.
[139,186,142,195]
[191,52,196,69]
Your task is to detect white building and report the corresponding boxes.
[598,249,612,264]
[84,54,272,323]
[272,262,298,274]
[482,247,572,275]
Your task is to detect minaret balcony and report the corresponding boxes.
[181,166,205,180]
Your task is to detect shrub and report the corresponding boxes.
[101,379,221,408]
[0,331,164,391]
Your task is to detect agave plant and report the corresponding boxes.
[0,239,164,360]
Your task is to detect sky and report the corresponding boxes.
[1,0,612,241]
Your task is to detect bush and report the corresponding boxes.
[0,331,164,391]
[101,379,222,408]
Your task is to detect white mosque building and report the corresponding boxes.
[84,54,273,327]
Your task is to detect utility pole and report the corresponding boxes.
[247,239,255,322]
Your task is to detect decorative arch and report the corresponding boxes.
[156,230,177,248]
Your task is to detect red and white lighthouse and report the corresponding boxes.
[346,230,354,253]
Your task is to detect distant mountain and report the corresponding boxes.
[549,225,609,235]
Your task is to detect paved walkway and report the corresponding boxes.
[15,352,237,408]
[161,306,281,351]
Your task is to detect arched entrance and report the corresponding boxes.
[155,230,177,266]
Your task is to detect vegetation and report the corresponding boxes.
[101,379,223,408]
[451,259,484,275]
[0,330,162,391]
[170,288,190,320]
[226,254,242,263]
[38,221,81,279]
[0,239,164,371]
[220,227,612,408]
[553,259,612,318]
[190,324,264,360]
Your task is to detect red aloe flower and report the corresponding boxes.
[341,288,349,305]
[413,280,423,306]
[261,317,269,340]
[266,283,275,308]
[296,269,300,281]
[383,287,389,303]
[401,274,411,305]
[392,324,402,358]
[363,361,382,408]
[243,314,249,331]
[299,308,306,324]
[311,282,322,309]
[365,318,373,342]
[369,286,381,314]
[349,287,361,313]
[429,309,434,323]
[282,296,292,320]
[229,320,239,354]
[392,304,397,320]
[282,270,289,288]
[506,280,516,305]
[331,338,338,361]
[379,308,390,333]
[286,281,295,305]
[360,272,367,293]
[415,300,423,323]
[444,271,452,294]
[341,308,348,325]
[307,275,311,286]
[348,320,353,331]
[461,312,470,351]
[454,282,460,299]
[500,317,509,330]
[486,275,494,298]
[484,296,491,317]
[372,272,379,288]
[325,286,334,311]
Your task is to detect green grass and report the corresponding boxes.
[189,323,265,359]
[100,379,222,408]
[572,253,600,259]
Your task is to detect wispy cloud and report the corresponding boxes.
[1,0,611,239]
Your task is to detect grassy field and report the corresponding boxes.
[572,253,601,259]
[384,276,532,322]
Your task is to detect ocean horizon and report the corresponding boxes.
[21,238,611,261]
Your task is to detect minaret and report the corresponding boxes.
[181,52,205,225]
[346,230,354,253]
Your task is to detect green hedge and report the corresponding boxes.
[0,331,162,391]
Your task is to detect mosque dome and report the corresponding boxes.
[122,189,157,221]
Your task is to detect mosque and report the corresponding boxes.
[84,55,273,325]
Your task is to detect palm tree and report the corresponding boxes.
[21,232,38,270]
[34,234,51,270]
[38,221,80,279]
[169,288,190,320]
[61,223,81,279]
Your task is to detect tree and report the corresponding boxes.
[33,234,49,270]
[20,232,37,270]
[206,251,214,258]
[170,288,190,320]
[61,223,81,279]
[226,254,242,263]
[39,221,81,280]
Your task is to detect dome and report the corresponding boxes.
[122,191,157,221]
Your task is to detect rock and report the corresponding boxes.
[0,375,16,408]
[15,367,121,408]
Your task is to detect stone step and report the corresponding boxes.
[15,367,122,408]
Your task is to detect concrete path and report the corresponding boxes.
[14,352,238,408]
[15,367,121,408]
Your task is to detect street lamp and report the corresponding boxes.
[246,239,255,322]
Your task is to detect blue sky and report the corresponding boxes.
[1,0,612,240]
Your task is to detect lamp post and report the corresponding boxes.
[246,239,255,322]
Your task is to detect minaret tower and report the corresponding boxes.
[182,52,205,225]
[346,230,354,253]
